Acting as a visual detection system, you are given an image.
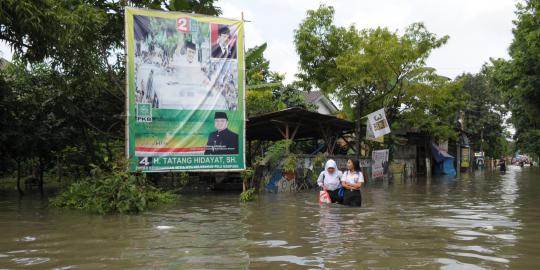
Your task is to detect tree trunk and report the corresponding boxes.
[57,155,62,183]
[38,157,45,196]
[105,139,113,166]
[16,160,24,196]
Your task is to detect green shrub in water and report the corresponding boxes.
[50,162,176,214]
[256,140,292,167]
[283,154,298,174]
[240,168,254,181]
[239,188,256,203]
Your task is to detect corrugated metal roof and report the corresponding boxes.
[303,91,322,103]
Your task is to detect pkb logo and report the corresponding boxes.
[136,103,152,122]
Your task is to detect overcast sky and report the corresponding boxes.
[220,0,518,82]
[0,0,517,82]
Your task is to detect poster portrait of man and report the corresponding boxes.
[211,24,237,59]
[204,112,239,155]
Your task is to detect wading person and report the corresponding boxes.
[317,160,343,204]
[341,159,364,207]
[499,157,506,173]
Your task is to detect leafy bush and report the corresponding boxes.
[49,161,176,214]
[257,140,292,167]
[312,152,327,169]
[311,153,327,183]
[240,168,254,181]
[179,172,190,186]
[239,188,256,203]
[283,154,297,173]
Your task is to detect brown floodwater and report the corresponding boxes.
[1,165,539,269]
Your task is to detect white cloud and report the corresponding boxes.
[220,0,517,80]
[1,1,517,82]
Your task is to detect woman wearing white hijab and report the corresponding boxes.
[317,159,343,203]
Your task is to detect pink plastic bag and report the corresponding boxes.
[319,189,331,204]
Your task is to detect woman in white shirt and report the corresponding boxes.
[341,159,364,207]
[317,159,343,203]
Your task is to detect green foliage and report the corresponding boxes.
[167,0,221,15]
[496,0,540,157]
[247,90,278,117]
[0,0,221,177]
[257,140,291,168]
[312,153,327,169]
[282,154,298,173]
[239,188,256,203]
[246,43,313,117]
[311,153,327,183]
[0,61,71,173]
[456,69,508,158]
[246,43,272,87]
[50,161,176,214]
[0,0,221,62]
[294,4,448,125]
[397,77,466,140]
[240,168,254,181]
[178,172,190,186]
[293,4,453,157]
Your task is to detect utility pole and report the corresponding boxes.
[480,128,484,153]
[456,140,461,177]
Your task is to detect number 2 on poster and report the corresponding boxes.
[176,17,189,32]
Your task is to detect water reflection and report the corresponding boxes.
[1,166,539,269]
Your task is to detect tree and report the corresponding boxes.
[245,43,311,117]
[0,0,222,183]
[490,0,540,158]
[457,67,508,158]
[294,5,448,157]
[1,61,70,194]
[509,0,540,157]
[397,77,466,140]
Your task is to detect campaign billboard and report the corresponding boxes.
[125,8,245,172]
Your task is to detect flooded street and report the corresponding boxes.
[1,165,540,269]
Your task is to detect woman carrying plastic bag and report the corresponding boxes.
[317,159,343,204]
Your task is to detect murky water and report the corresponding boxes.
[1,165,540,269]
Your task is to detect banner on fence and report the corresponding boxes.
[372,149,389,178]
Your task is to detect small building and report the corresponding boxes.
[390,129,433,177]
[303,91,339,115]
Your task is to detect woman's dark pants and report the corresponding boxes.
[343,189,362,207]
[328,189,343,204]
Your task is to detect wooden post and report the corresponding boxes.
[356,103,363,160]
[456,141,461,177]
[247,140,252,167]
[16,160,23,196]
[285,123,290,153]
